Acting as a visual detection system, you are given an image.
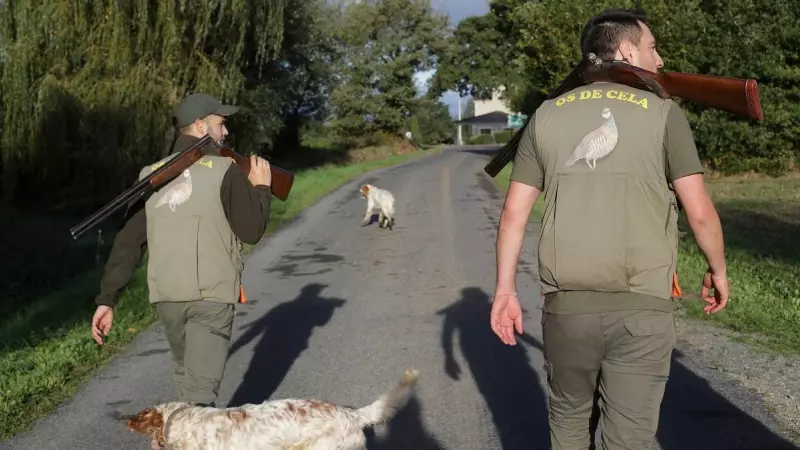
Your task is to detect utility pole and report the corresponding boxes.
[457,94,463,145]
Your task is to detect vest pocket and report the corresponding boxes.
[149,215,202,301]
[552,173,629,291]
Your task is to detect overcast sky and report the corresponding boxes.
[414,0,491,117]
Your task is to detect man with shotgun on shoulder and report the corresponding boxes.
[491,8,729,449]
[89,93,272,449]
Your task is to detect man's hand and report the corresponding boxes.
[490,292,523,345]
[92,305,114,345]
[248,154,272,187]
[701,269,729,314]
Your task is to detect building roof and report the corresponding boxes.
[455,111,508,125]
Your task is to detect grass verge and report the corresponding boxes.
[0,146,442,441]
[674,176,800,356]
[493,165,800,356]
[492,164,545,221]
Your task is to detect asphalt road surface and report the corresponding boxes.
[3,146,798,450]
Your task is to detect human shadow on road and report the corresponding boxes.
[226,283,346,407]
[657,348,800,450]
[365,397,446,450]
[437,287,550,450]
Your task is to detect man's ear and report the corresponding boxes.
[618,41,635,63]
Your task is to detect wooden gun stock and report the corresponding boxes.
[218,146,295,202]
[151,145,295,201]
[592,61,763,121]
[483,59,764,178]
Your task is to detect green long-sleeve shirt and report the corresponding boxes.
[94,134,272,307]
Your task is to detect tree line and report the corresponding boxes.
[429,0,800,176]
[0,0,456,210]
[6,0,790,213]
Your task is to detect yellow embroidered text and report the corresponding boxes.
[555,89,648,109]
[194,159,213,169]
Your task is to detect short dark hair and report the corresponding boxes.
[580,8,648,61]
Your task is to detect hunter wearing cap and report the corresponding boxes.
[89,93,273,425]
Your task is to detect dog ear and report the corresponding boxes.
[127,407,164,435]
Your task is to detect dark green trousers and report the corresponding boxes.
[542,309,676,450]
[155,300,235,406]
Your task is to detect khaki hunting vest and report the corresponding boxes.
[534,82,681,300]
[138,153,244,304]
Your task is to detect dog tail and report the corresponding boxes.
[355,369,419,428]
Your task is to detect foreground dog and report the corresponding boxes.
[127,369,420,450]
[359,183,395,230]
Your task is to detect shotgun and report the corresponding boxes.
[483,54,764,177]
[69,136,295,240]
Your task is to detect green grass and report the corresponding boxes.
[675,175,800,355]
[493,164,545,221]
[0,146,442,440]
[493,164,800,356]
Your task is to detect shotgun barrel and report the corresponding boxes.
[69,135,212,239]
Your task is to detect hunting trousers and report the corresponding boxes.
[542,308,676,450]
[156,300,235,406]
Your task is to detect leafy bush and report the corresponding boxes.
[494,130,513,144]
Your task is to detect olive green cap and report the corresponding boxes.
[174,93,240,128]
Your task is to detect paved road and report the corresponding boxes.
[2,146,798,450]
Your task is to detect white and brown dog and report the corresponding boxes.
[127,369,420,450]
[359,183,395,230]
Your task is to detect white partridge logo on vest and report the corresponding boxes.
[565,107,619,169]
[155,169,193,212]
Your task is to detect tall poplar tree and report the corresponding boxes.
[0,0,288,206]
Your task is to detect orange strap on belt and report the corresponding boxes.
[672,272,683,298]
[238,285,248,304]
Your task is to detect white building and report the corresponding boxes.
[457,86,513,139]
[473,86,511,117]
